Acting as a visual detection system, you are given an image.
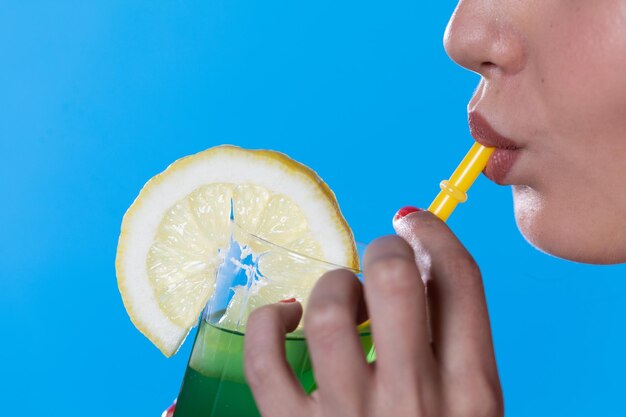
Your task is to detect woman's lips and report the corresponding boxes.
[482,148,519,184]
[468,112,521,184]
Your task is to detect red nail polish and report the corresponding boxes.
[163,401,176,417]
[279,297,297,303]
[393,206,424,222]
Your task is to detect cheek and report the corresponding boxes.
[505,2,626,264]
[533,4,626,139]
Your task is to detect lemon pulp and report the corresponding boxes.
[116,146,357,356]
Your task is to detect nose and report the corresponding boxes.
[444,0,527,77]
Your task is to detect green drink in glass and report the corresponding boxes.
[173,224,372,417]
[114,146,369,417]
[174,315,313,417]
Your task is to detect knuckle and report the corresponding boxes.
[444,251,481,278]
[440,252,483,291]
[374,377,440,416]
[461,395,503,417]
[448,379,504,417]
[243,309,279,387]
[244,349,273,387]
[367,255,421,294]
[304,300,352,341]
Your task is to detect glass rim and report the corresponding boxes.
[200,223,370,338]
[230,221,362,274]
[206,313,372,340]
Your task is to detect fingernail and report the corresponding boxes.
[279,297,297,303]
[393,206,424,223]
[162,401,176,417]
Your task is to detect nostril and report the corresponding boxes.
[480,61,498,74]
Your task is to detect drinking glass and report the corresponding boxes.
[173,223,372,417]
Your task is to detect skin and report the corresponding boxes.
[166,1,626,415]
[245,215,503,417]
[445,0,626,264]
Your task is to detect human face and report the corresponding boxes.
[444,0,626,264]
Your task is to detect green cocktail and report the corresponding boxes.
[174,314,313,417]
[172,225,371,416]
[175,314,372,417]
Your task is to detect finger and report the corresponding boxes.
[394,210,498,381]
[362,236,435,384]
[244,302,310,417]
[303,269,371,412]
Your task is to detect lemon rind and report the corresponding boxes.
[116,146,358,357]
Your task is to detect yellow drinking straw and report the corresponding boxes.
[428,142,495,221]
[364,142,495,362]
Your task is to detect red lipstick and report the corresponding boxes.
[468,112,521,184]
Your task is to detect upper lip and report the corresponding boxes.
[468,112,520,150]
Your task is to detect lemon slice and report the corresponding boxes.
[116,145,358,357]
[214,223,340,332]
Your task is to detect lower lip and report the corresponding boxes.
[483,148,520,184]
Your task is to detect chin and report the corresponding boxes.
[512,185,626,265]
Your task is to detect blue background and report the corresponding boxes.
[2,1,625,416]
